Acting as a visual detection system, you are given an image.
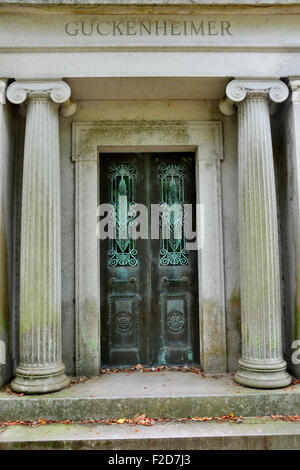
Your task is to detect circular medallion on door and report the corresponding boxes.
[115,312,133,334]
[167,311,185,332]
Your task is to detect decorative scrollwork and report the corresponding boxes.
[158,162,188,266]
[109,163,138,267]
[159,163,186,181]
[226,79,289,104]
[160,248,188,266]
[109,248,138,267]
[109,163,137,181]
[6,80,71,105]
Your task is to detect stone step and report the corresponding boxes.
[1,418,300,450]
[1,372,300,422]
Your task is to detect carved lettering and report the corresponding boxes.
[190,21,204,35]
[81,20,93,36]
[64,18,233,38]
[113,21,124,36]
[208,21,218,36]
[139,21,152,35]
[155,21,167,36]
[170,21,181,36]
[126,21,137,36]
[221,21,232,36]
[65,21,79,36]
[96,21,110,36]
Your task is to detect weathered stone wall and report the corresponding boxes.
[276,90,300,378]
[0,97,15,387]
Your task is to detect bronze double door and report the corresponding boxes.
[100,152,199,367]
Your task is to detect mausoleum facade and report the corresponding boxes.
[1,0,300,395]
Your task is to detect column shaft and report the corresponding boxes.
[226,80,292,388]
[6,81,72,394]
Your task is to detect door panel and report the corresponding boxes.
[100,153,199,367]
[150,154,199,365]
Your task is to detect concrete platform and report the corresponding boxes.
[1,418,300,450]
[1,371,300,422]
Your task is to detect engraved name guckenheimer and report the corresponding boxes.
[65,19,232,37]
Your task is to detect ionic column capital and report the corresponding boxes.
[226,79,289,104]
[6,79,71,105]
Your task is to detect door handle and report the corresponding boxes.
[161,276,188,283]
[110,277,136,284]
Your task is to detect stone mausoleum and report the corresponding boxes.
[2,0,300,447]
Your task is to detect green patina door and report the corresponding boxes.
[100,153,199,367]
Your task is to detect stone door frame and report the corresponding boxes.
[72,120,226,375]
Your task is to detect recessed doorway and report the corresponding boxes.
[100,152,200,367]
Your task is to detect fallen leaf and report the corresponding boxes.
[38,418,47,424]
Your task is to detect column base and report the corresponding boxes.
[235,359,292,389]
[11,364,70,394]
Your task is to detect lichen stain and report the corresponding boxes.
[226,287,241,369]
[0,199,10,349]
[81,298,99,354]
[228,287,241,331]
[201,298,225,371]
[79,120,190,157]
[293,235,300,342]
[293,285,300,364]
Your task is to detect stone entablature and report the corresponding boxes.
[1,13,300,50]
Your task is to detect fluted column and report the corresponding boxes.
[7,80,71,393]
[226,79,292,388]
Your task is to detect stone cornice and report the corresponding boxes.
[226,79,289,104]
[6,80,71,105]
[0,0,299,5]
[1,2,300,17]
